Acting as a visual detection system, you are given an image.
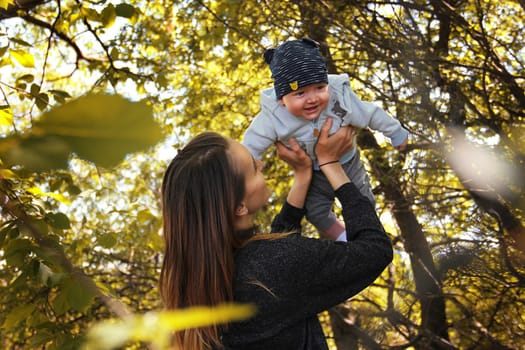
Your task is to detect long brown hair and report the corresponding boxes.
[159,132,245,349]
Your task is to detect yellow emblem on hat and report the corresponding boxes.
[289,81,299,90]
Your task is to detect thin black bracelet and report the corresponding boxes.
[318,160,339,167]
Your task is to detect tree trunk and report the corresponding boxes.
[360,130,452,349]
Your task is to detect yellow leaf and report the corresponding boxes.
[84,303,255,350]
[156,304,256,332]
[27,186,71,205]
[0,169,17,180]
[27,186,44,196]
[137,209,154,224]
[0,108,13,126]
[0,0,15,11]
[46,192,71,205]
[9,49,35,68]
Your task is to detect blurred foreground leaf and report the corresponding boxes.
[83,303,256,350]
[0,94,163,171]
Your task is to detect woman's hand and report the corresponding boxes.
[314,118,354,190]
[314,118,356,165]
[276,138,312,173]
[276,138,312,208]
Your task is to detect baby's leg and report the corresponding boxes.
[342,149,376,206]
[305,170,345,240]
[306,150,376,241]
[322,220,346,241]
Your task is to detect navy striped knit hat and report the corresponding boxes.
[264,38,328,100]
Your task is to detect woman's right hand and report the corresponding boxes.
[314,118,356,165]
[315,118,355,190]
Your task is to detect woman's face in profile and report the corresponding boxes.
[229,140,271,215]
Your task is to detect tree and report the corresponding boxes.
[0,0,523,349]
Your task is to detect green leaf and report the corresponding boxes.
[30,83,40,97]
[54,274,98,315]
[4,238,32,267]
[0,135,71,171]
[67,184,81,195]
[9,37,32,47]
[49,89,71,99]
[0,94,162,171]
[115,3,136,18]
[65,275,97,312]
[32,93,163,168]
[28,328,55,349]
[16,73,34,83]
[101,4,117,28]
[46,212,71,230]
[110,47,119,60]
[97,232,117,248]
[32,237,68,271]
[9,48,35,68]
[36,93,49,111]
[53,335,83,350]
[50,89,72,104]
[1,304,35,329]
[52,288,69,316]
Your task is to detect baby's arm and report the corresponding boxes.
[343,86,409,149]
[394,137,408,151]
[242,113,278,159]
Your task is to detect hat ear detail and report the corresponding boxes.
[302,38,320,48]
[263,48,275,64]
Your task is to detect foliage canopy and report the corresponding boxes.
[0,0,523,349]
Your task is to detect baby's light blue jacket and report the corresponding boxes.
[242,73,409,169]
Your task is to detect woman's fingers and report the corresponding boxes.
[315,119,356,162]
[276,139,311,170]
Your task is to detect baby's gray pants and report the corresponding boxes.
[305,150,376,232]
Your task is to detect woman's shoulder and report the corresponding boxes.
[234,234,332,268]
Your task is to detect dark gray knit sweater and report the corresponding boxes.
[221,183,393,349]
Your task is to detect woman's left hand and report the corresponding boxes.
[276,138,312,208]
[276,138,312,173]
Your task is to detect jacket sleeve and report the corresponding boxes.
[242,111,278,160]
[264,183,393,322]
[344,85,409,147]
[270,202,306,234]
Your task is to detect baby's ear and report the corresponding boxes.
[302,38,320,48]
[263,48,275,64]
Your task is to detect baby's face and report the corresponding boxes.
[279,83,329,121]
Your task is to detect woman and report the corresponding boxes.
[159,119,393,349]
